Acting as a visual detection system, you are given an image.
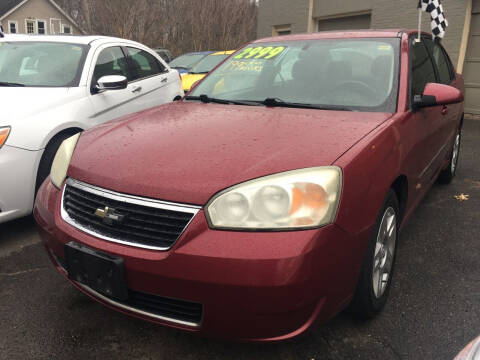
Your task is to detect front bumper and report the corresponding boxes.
[34,179,361,341]
[0,145,42,223]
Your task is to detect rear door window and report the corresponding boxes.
[423,39,453,85]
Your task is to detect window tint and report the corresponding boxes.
[424,39,452,85]
[411,41,436,96]
[92,47,129,86]
[127,47,165,81]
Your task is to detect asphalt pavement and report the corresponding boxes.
[0,119,479,360]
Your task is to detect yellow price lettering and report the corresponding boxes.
[244,47,264,58]
[234,48,252,59]
[234,46,286,60]
[264,46,285,59]
[254,46,274,59]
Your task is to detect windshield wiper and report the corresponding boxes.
[262,98,353,111]
[185,94,260,106]
[0,81,25,87]
[189,71,209,75]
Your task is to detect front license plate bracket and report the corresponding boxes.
[64,242,128,301]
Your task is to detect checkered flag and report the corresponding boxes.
[0,23,4,38]
[418,0,448,38]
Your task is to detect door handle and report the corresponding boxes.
[161,78,168,83]
[131,85,142,93]
[441,105,448,115]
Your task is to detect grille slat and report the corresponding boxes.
[67,187,192,221]
[62,180,198,250]
[127,290,203,324]
[132,292,202,312]
[66,193,187,232]
[65,207,177,245]
[128,298,201,318]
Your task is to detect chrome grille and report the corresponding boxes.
[61,178,200,250]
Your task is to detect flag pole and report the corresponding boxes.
[416,7,422,42]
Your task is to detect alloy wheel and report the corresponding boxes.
[372,207,397,299]
[451,133,460,174]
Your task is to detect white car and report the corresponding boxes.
[0,35,183,223]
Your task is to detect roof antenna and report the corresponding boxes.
[416,3,422,43]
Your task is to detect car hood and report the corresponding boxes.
[181,73,206,91]
[69,102,392,205]
[0,87,73,125]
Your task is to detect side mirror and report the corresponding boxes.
[96,75,128,93]
[413,83,463,111]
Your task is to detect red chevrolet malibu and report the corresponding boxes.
[34,30,464,341]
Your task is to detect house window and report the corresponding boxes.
[37,20,46,34]
[273,25,291,36]
[8,21,18,34]
[62,24,71,34]
[26,20,35,34]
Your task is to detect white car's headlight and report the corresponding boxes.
[50,133,80,189]
[0,126,11,149]
[206,167,342,230]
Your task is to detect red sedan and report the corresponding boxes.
[34,30,464,341]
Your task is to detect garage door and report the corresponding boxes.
[317,14,371,32]
[464,7,480,114]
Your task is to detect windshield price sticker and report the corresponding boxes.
[234,46,286,60]
[225,60,264,73]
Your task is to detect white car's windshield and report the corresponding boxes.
[0,42,88,87]
[189,38,400,112]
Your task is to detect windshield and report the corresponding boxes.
[190,54,229,74]
[169,53,207,69]
[189,39,400,112]
[0,42,88,87]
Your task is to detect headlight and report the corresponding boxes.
[0,126,11,149]
[206,167,342,230]
[50,133,80,189]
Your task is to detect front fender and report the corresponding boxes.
[6,90,89,150]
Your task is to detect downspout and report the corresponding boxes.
[457,0,473,74]
[307,0,315,32]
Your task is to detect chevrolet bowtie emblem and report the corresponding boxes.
[94,206,126,225]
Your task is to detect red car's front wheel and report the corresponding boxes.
[350,189,399,319]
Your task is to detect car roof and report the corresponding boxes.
[211,50,236,56]
[178,51,214,56]
[254,29,426,43]
[0,34,148,47]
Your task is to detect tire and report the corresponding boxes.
[350,189,399,319]
[438,128,461,184]
[35,131,79,194]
